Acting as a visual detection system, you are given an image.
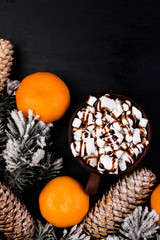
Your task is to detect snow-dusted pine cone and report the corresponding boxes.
[84,168,156,239]
[0,39,14,91]
[0,182,35,239]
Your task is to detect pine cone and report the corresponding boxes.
[0,39,14,91]
[0,182,35,240]
[84,168,156,239]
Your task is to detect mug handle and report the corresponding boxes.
[85,173,101,195]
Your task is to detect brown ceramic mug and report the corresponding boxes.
[68,93,151,195]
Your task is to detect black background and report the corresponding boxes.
[1,0,160,237]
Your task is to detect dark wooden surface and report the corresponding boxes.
[1,0,160,237]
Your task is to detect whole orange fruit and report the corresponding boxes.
[150,184,160,225]
[39,176,89,228]
[16,72,70,123]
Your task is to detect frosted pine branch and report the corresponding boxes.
[60,223,90,240]
[30,220,57,240]
[34,152,63,190]
[2,109,60,193]
[120,206,159,239]
[0,79,19,173]
[156,234,160,240]
[0,120,6,149]
[4,109,53,171]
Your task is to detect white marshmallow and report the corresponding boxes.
[119,159,127,171]
[78,109,93,124]
[123,125,132,135]
[136,143,143,153]
[87,96,97,106]
[114,149,124,159]
[103,113,115,123]
[99,96,116,112]
[132,106,142,120]
[96,118,103,126]
[139,118,148,128]
[80,141,86,157]
[117,132,124,145]
[86,138,96,156]
[87,123,95,132]
[99,155,113,170]
[127,148,136,163]
[121,113,129,126]
[130,144,140,157]
[95,100,101,112]
[126,110,132,115]
[123,103,129,111]
[141,138,149,147]
[121,152,132,163]
[115,98,121,105]
[86,106,95,114]
[115,99,123,112]
[133,128,141,144]
[111,143,119,150]
[120,141,130,151]
[111,130,124,145]
[73,128,83,141]
[128,117,134,126]
[122,118,128,126]
[139,127,147,138]
[96,138,105,148]
[112,121,122,132]
[112,108,123,119]
[80,139,95,158]
[77,111,83,119]
[70,142,79,157]
[102,124,110,135]
[105,145,114,155]
[82,130,91,140]
[97,163,105,173]
[125,134,133,142]
[104,134,113,144]
[72,118,82,128]
[95,112,102,119]
[85,156,98,168]
[86,112,94,124]
[109,158,119,174]
[96,147,105,156]
[125,100,131,106]
[92,126,103,138]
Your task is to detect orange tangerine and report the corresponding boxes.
[39,176,89,228]
[16,72,70,123]
[151,184,160,225]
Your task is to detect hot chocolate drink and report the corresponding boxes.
[70,94,149,174]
